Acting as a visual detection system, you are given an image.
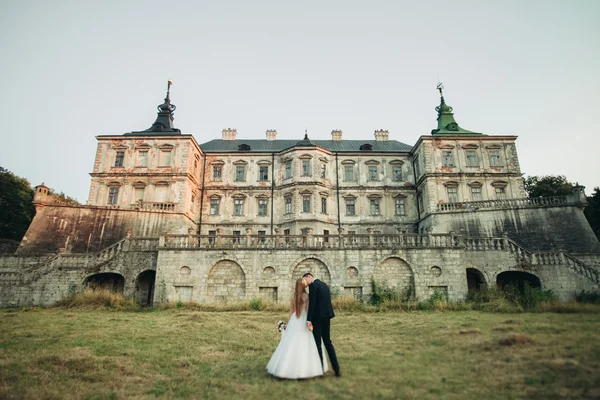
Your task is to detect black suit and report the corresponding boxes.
[307,279,340,375]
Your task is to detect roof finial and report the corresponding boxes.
[304,127,309,140]
[436,81,444,102]
[166,79,173,101]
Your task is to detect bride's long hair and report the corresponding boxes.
[293,278,306,319]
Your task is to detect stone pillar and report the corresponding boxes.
[338,227,345,249]
[275,228,281,247]
[246,227,253,247]
[216,228,223,246]
[368,228,374,247]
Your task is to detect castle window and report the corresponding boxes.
[235,166,246,182]
[360,143,373,151]
[442,151,454,167]
[321,197,327,214]
[208,230,216,244]
[447,187,458,203]
[344,165,354,181]
[258,230,266,243]
[414,155,421,177]
[395,198,405,216]
[368,166,378,181]
[393,165,402,181]
[137,151,148,167]
[489,150,502,167]
[346,199,355,216]
[370,199,380,216]
[234,199,244,216]
[134,186,144,202]
[159,149,171,166]
[258,199,268,216]
[213,166,222,181]
[233,230,241,244]
[321,163,326,178]
[323,230,329,243]
[210,199,220,215]
[471,187,483,201]
[466,150,479,167]
[302,160,311,177]
[495,187,506,200]
[259,166,269,181]
[302,195,311,212]
[284,229,291,243]
[238,144,251,151]
[285,161,292,179]
[285,196,292,214]
[107,187,119,205]
[115,152,124,167]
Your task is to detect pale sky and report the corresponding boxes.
[1,0,599,201]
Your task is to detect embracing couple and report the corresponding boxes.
[266,273,341,379]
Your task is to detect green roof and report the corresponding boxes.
[198,139,413,153]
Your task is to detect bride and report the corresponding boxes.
[266,278,329,379]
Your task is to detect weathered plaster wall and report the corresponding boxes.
[17,205,196,255]
[422,206,600,254]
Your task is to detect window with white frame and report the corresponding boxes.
[302,195,311,212]
[235,165,246,182]
[489,150,502,167]
[321,197,327,214]
[213,165,222,181]
[370,199,380,216]
[159,149,171,166]
[285,161,292,179]
[466,150,479,167]
[234,199,244,216]
[346,199,355,216]
[134,186,145,202]
[284,196,292,214]
[471,187,483,201]
[115,151,124,167]
[447,187,458,203]
[320,163,326,178]
[137,150,148,167]
[107,187,119,205]
[210,199,220,215]
[495,186,506,199]
[344,165,354,181]
[442,151,454,167]
[302,160,311,177]
[259,166,269,181]
[392,165,402,181]
[395,198,405,215]
[258,199,268,216]
[368,166,378,181]
[414,155,421,177]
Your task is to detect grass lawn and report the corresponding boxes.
[1,308,599,400]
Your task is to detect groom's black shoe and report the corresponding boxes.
[335,369,341,377]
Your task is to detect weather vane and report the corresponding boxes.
[436,81,444,97]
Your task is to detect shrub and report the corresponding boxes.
[54,289,138,310]
[369,279,411,305]
[575,290,600,304]
[249,297,263,311]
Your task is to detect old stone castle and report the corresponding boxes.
[1,82,598,306]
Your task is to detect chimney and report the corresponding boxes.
[374,129,389,141]
[331,129,343,142]
[266,129,277,141]
[222,128,237,141]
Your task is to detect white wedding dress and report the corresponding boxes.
[266,306,329,379]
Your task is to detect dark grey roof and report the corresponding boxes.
[199,139,413,153]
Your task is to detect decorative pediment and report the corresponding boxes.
[319,157,329,163]
[467,181,483,188]
[443,181,459,187]
[437,144,455,150]
[209,194,222,199]
[112,144,129,151]
[157,144,174,150]
[319,191,329,197]
[233,160,248,166]
[342,194,357,199]
[134,143,151,150]
[299,153,313,160]
[299,190,313,195]
[211,159,225,166]
[393,193,408,199]
[485,144,503,149]
[232,193,247,199]
[365,159,380,166]
[255,194,269,199]
[491,180,509,187]
[389,160,405,166]
[107,181,122,187]
[280,156,293,163]
[155,181,169,187]
[257,160,272,166]
[462,144,479,149]
[367,194,382,199]
[341,159,356,165]
[133,181,146,188]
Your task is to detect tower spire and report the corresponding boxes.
[431,83,480,136]
[143,79,180,133]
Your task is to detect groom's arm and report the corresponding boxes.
[307,283,316,323]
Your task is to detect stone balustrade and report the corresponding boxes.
[160,232,463,250]
[131,201,177,212]
[437,195,574,212]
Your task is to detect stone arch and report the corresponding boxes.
[206,260,246,302]
[291,257,331,284]
[374,257,414,299]
[496,271,541,293]
[466,268,486,294]
[135,270,156,306]
[84,272,125,294]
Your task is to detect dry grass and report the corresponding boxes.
[53,289,137,310]
[1,308,599,399]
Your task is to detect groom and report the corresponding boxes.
[303,272,341,377]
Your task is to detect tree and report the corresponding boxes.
[48,189,80,205]
[584,187,600,241]
[0,167,35,241]
[523,175,573,198]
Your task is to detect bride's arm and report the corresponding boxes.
[303,293,309,312]
[289,297,295,319]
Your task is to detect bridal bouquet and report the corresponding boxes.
[277,320,286,332]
